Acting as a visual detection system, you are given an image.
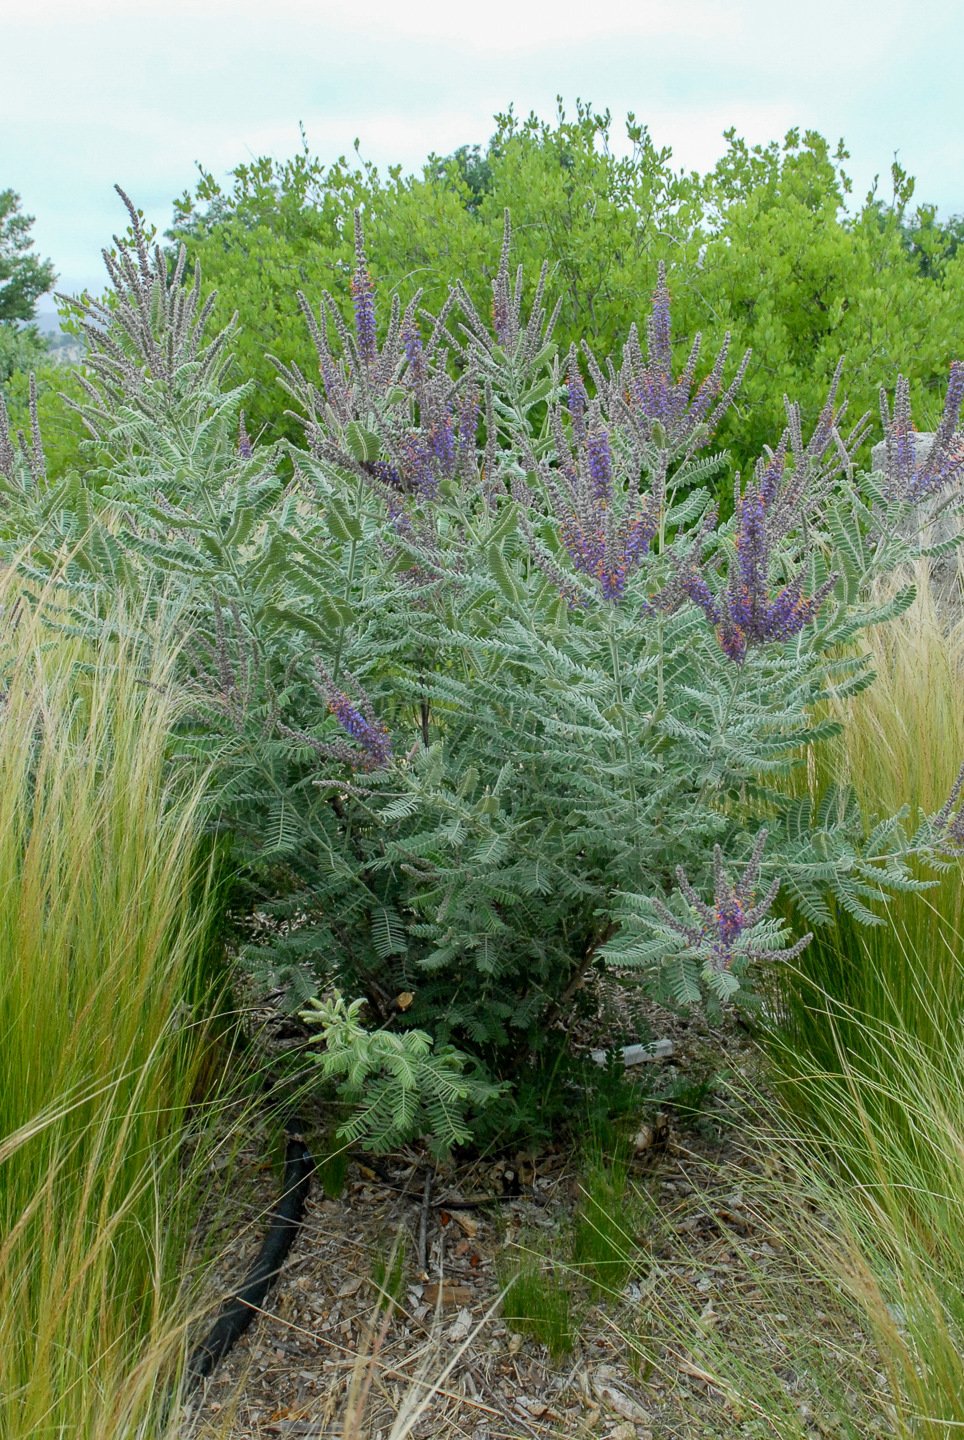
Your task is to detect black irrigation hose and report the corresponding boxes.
[184,1130,315,1391]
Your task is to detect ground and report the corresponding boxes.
[180,998,893,1440]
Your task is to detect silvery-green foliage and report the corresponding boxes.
[0,192,959,1149]
[301,995,502,1157]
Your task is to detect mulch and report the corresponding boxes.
[179,994,891,1440]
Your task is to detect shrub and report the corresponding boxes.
[3,185,961,1151]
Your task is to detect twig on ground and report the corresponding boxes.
[417,1169,433,1275]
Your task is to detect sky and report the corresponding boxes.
[3,0,963,320]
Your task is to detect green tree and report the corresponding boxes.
[169,103,964,478]
[0,190,55,322]
[0,191,56,385]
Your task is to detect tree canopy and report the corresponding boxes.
[166,103,964,477]
[0,190,57,386]
[0,190,55,323]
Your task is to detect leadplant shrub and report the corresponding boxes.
[302,995,500,1157]
[3,187,963,1149]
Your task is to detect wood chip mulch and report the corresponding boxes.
[179,998,893,1440]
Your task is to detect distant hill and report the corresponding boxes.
[33,307,64,337]
[23,307,86,365]
[44,328,86,365]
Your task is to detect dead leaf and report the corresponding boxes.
[591,1366,652,1423]
[424,1281,474,1308]
[633,1112,671,1155]
[446,1306,473,1342]
[678,1357,722,1387]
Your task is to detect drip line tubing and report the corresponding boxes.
[185,1128,315,1391]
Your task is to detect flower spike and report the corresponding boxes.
[653,830,812,974]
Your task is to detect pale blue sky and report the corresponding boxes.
[3,0,962,317]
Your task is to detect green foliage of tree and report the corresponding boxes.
[170,103,964,484]
[0,324,47,386]
[692,133,964,466]
[0,191,59,393]
[2,363,87,473]
[0,190,55,323]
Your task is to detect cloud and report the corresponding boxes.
[9,0,964,301]
[15,0,730,51]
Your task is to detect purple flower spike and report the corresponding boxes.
[430,413,456,479]
[350,211,378,365]
[566,348,589,444]
[620,263,750,451]
[681,572,721,628]
[558,500,658,603]
[282,664,394,774]
[491,210,515,348]
[402,322,425,388]
[659,465,837,662]
[317,663,393,772]
[361,459,405,492]
[399,434,440,499]
[646,262,673,383]
[730,489,768,634]
[879,362,964,503]
[523,384,663,605]
[756,435,788,508]
[456,386,480,460]
[652,829,812,975]
[587,428,613,505]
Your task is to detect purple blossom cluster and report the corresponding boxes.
[933,761,964,848]
[316,664,393,772]
[358,403,469,505]
[878,363,964,503]
[278,664,392,773]
[522,386,662,605]
[455,211,561,368]
[558,502,659,603]
[660,456,838,664]
[285,214,482,517]
[653,829,812,973]
[398,429,447,500]
[283,211,428,431]
[611,262,750,452]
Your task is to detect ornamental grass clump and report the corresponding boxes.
[765,556,964,1181]
[0,571,230,1439]
[4,189,964,1150]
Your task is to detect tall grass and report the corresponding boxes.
[0,576,231,1438]
[751,558,964,1430]
[769,558,964,1134]
[652,1052,964,1437]
[788,1016,964,1433]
